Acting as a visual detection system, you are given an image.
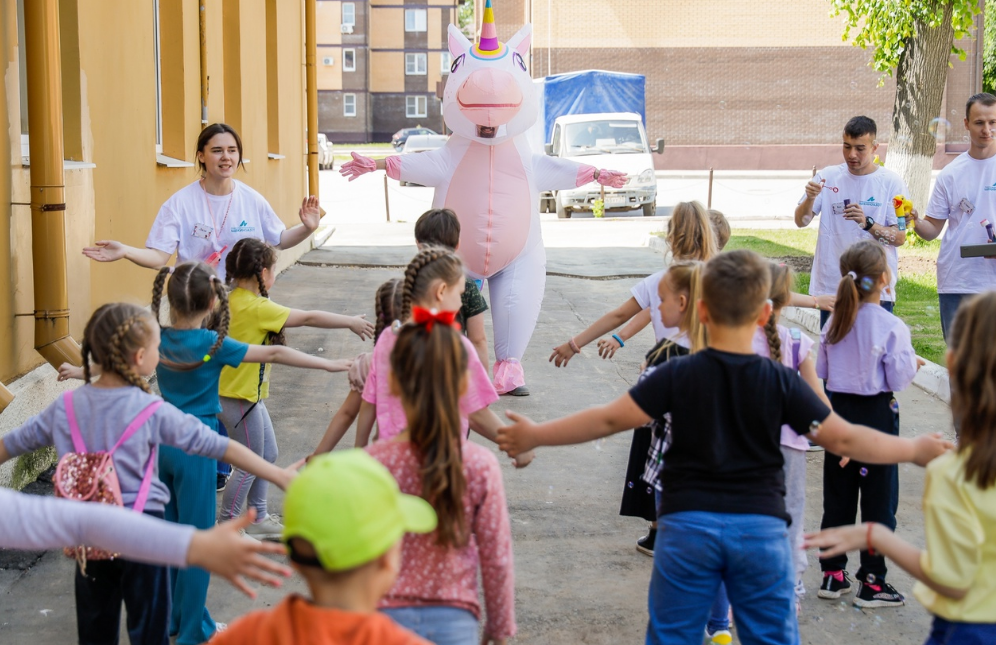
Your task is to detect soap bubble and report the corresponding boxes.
[952,109,959,117]
[963,134,971,143]
[594,438,604,451]
[860,467,868,477]
[850,80,858,90]
[895,133,912,145]
[914,119,922,129]
[646,486,653,495]
[719,101,727,110]
[889,398,899,413]
[928,118,951,138]
[926,305,936,316]
[627,481,634,489]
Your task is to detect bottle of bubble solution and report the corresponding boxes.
[892,195,911,232]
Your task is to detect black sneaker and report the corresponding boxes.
[818,570,853,599]
[636,528,656,557]
[854,574,905,608]
[216,472,231,493]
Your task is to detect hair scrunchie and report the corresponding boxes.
[846,271,858,280]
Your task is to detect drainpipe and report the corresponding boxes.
[199,0,208,124]
[23,0,82,370]
[305,0,319,197]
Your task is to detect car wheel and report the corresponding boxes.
[643,202,657,217]
[556,193,570,219]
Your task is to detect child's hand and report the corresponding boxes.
[597,337,621,359]
[187,509,292,599]
[549,342,578,367]
[275,458,306,490]
[498,411,541,457]
[324,358,354,373]
[512,449,535,469]
[911,432,954,467]
[803,523,877,559]
[838,456,851,468]
[57,363,85,381]
[481,635,507,645]
[916,357,926,371]
[816,294,835,311]
[349,315,375,341]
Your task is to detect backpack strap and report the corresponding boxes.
[109,399,163,515]
[62,390,87,453]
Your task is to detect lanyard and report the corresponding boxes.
[200,180,235,241]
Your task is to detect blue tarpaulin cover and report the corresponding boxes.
[541,70,646,143]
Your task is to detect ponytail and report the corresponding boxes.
[152,262,232,369]
[825,241,888,345]
[763,262,794,362]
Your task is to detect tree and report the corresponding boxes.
[831,0,980,211]
[985,0,996,93]
[458,0,475,38]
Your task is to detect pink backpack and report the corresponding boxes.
[53,390,162,568]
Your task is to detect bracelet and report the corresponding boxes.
[568,338,582,354]
[866,522,876,556]
[611,334,625,348]
[812,296,819,310]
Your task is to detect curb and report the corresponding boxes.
[646,234,951,405]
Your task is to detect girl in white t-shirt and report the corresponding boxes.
[82,123,320,282]
[549,201,717,366]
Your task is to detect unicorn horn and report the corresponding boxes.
[478,0,499,52]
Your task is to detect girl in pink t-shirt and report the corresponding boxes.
[357,247,533,467]
[367,314,515,644]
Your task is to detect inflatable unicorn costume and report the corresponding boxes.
[342,1,625,395]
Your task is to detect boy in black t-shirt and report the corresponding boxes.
[498,249,951,645]
[413,209,491,375]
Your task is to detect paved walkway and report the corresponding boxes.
[0,240,954,644]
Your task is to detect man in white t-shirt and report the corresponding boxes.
[909,93,996,341]
[795,116,908,329]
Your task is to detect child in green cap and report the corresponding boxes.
[211,449,437,644]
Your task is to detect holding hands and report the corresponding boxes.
[497,411,541,459]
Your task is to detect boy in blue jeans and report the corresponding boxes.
[498,249,951,645]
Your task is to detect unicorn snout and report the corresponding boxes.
[456,68,523,127]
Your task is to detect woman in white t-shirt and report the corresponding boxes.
[83,123,320,282]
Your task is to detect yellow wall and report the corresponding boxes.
[369,7,402,49]
[0,0,310,382]
[317,45,343,90]
[370,51,405,92]
[316,0,342,45]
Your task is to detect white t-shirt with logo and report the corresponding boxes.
[145,180,286,281]
[925,152,996,294]
[803,164,906,301]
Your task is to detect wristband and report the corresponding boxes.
[812,296,819,310]
[865,522,876,556]
[568,338,581,354]
[611,334,625,348]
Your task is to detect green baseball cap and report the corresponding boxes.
[282,449,437,572]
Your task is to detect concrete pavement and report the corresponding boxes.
[0,236,954,644]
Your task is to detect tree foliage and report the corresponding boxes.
[985,0,996,93]
[830,0,979,76]
[458,0,475,38]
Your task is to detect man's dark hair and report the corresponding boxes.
[843,116,877,140]
[414,209,461,250]
[966,93,996,119]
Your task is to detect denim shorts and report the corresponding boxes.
[381,606,479,645]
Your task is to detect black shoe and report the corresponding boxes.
[817,570,853,599]
[503,385,530,397]
[216,472,231,492]
[853,574,905,608]
[636,528,656,557]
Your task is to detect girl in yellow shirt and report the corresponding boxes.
[806,291,996,644]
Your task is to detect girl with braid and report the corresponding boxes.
[218,238,375,539]
[355,248,534,467]
[367,312,515,644]
[310,278,403,456]
[0,303,301,645]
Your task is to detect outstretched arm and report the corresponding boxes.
[284,309,375,340]
[82,242,171,269]
[242,345,351,373]
[810,412,951,466]
[597,308,651,359]
[222,441,302,491]
[550,298,643,366]
[277,195,320,250]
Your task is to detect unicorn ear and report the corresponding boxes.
[448,24,472,58]
[507,23,532,57]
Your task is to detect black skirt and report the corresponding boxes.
[619,425,657,521]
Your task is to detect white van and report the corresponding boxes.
[541,112,662,218]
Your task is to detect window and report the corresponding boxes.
[342,2,355,26]
[404,9,426,32]
[153,0,162,152]
[343,49,356,72]
[441,51,452,74]
[405,53,427,76]
[344,93,357,117]
[406,96,427,118]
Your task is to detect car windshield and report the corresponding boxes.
[565,120,649,156]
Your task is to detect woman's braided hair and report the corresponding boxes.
[151,262,231,370]
[374,278,404,341]
[226,238,285,346]
[763,263,794,364]
[81,303,156,394]
[401,246,464,322]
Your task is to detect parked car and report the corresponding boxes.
[399,135,448,186]
[317,133,333,170]
[391,127,438,151]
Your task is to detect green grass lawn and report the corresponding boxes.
[727,228,945,364]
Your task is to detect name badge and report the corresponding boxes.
[959,198,975,215]
[831,202,845,216]
[192,223,213,240]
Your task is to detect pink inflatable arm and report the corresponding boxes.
[339,152,379,181]
[384,156,403,180]
[576,165,627,188]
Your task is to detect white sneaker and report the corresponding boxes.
[243,514,284,541]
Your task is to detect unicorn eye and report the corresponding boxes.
[451,54,465,74]
[513,52,526,72]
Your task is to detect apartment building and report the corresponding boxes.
[479,0,981,169]
[317,0,461,143]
